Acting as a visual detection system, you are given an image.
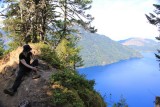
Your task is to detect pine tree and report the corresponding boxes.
[47,0,96,47]
[55,35,83,70]
[1,0,95,44]
[1,0,51,44]
[113,95,128,107]
[1,0,95,69]
[50,0,95,69]
[145,4,160,60]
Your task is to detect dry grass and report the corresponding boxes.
[0,43,43,73]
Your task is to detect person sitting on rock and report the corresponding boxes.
[4,44,40,96]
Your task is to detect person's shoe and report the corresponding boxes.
[32,74,41,79]
[32,71,41,79]
[4,88,14,96]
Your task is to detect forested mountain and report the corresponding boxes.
[119,38,160,52]
[77,27,142,67]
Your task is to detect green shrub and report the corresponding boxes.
[40,45,62,69]
[0,39,5,58]
[7,41,20,51]
[50,69,107,107]
[112,95,128,107]
[51,88,85,107]
[0,47,4,58]
[3,41,23,56]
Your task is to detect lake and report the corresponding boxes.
[78,52,160,107]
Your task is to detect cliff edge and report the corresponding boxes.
[0,44,55,107]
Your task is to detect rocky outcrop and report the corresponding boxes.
[0,45,56,107]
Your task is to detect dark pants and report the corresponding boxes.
[11,59,38,92]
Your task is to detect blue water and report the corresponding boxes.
[78,52,160,107]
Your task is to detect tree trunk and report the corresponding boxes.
[156,96,160,107]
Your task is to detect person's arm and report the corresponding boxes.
[20,59,37,71]
[30,52,36,60]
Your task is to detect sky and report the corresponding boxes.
[0,0,159,41]
[89,0,160,40]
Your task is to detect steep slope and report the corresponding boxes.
[0,43,106,107]
[76,27,142,67]
[0,44,55,107]
[119,38,160,52]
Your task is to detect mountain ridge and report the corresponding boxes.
[1,28,143,68]
[77,27,142,67]
[119,37,160,52]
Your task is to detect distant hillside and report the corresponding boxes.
[119,38,160,52]
[76,28,142,67]
[1,28,142,68]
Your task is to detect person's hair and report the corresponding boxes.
[23,45,32,52]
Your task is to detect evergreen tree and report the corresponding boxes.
[145,3,160,60]
[1,0,95,44]
[47,0,96,48]
[55,35,83,70]
[112,96,128,107]
[49,0,95,69]
[0,0,95,69]
[1,0,48,44]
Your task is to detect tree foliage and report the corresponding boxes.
[1,0,96,44]
[112,96,128,107]
[0,0,96,69]
[50,69,106,107]
[145,3,160,60]
[145,4,160,29]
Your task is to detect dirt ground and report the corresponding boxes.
[0,46,56,107]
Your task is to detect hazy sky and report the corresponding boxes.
[0,0,159,41]
[89,0,160,40]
